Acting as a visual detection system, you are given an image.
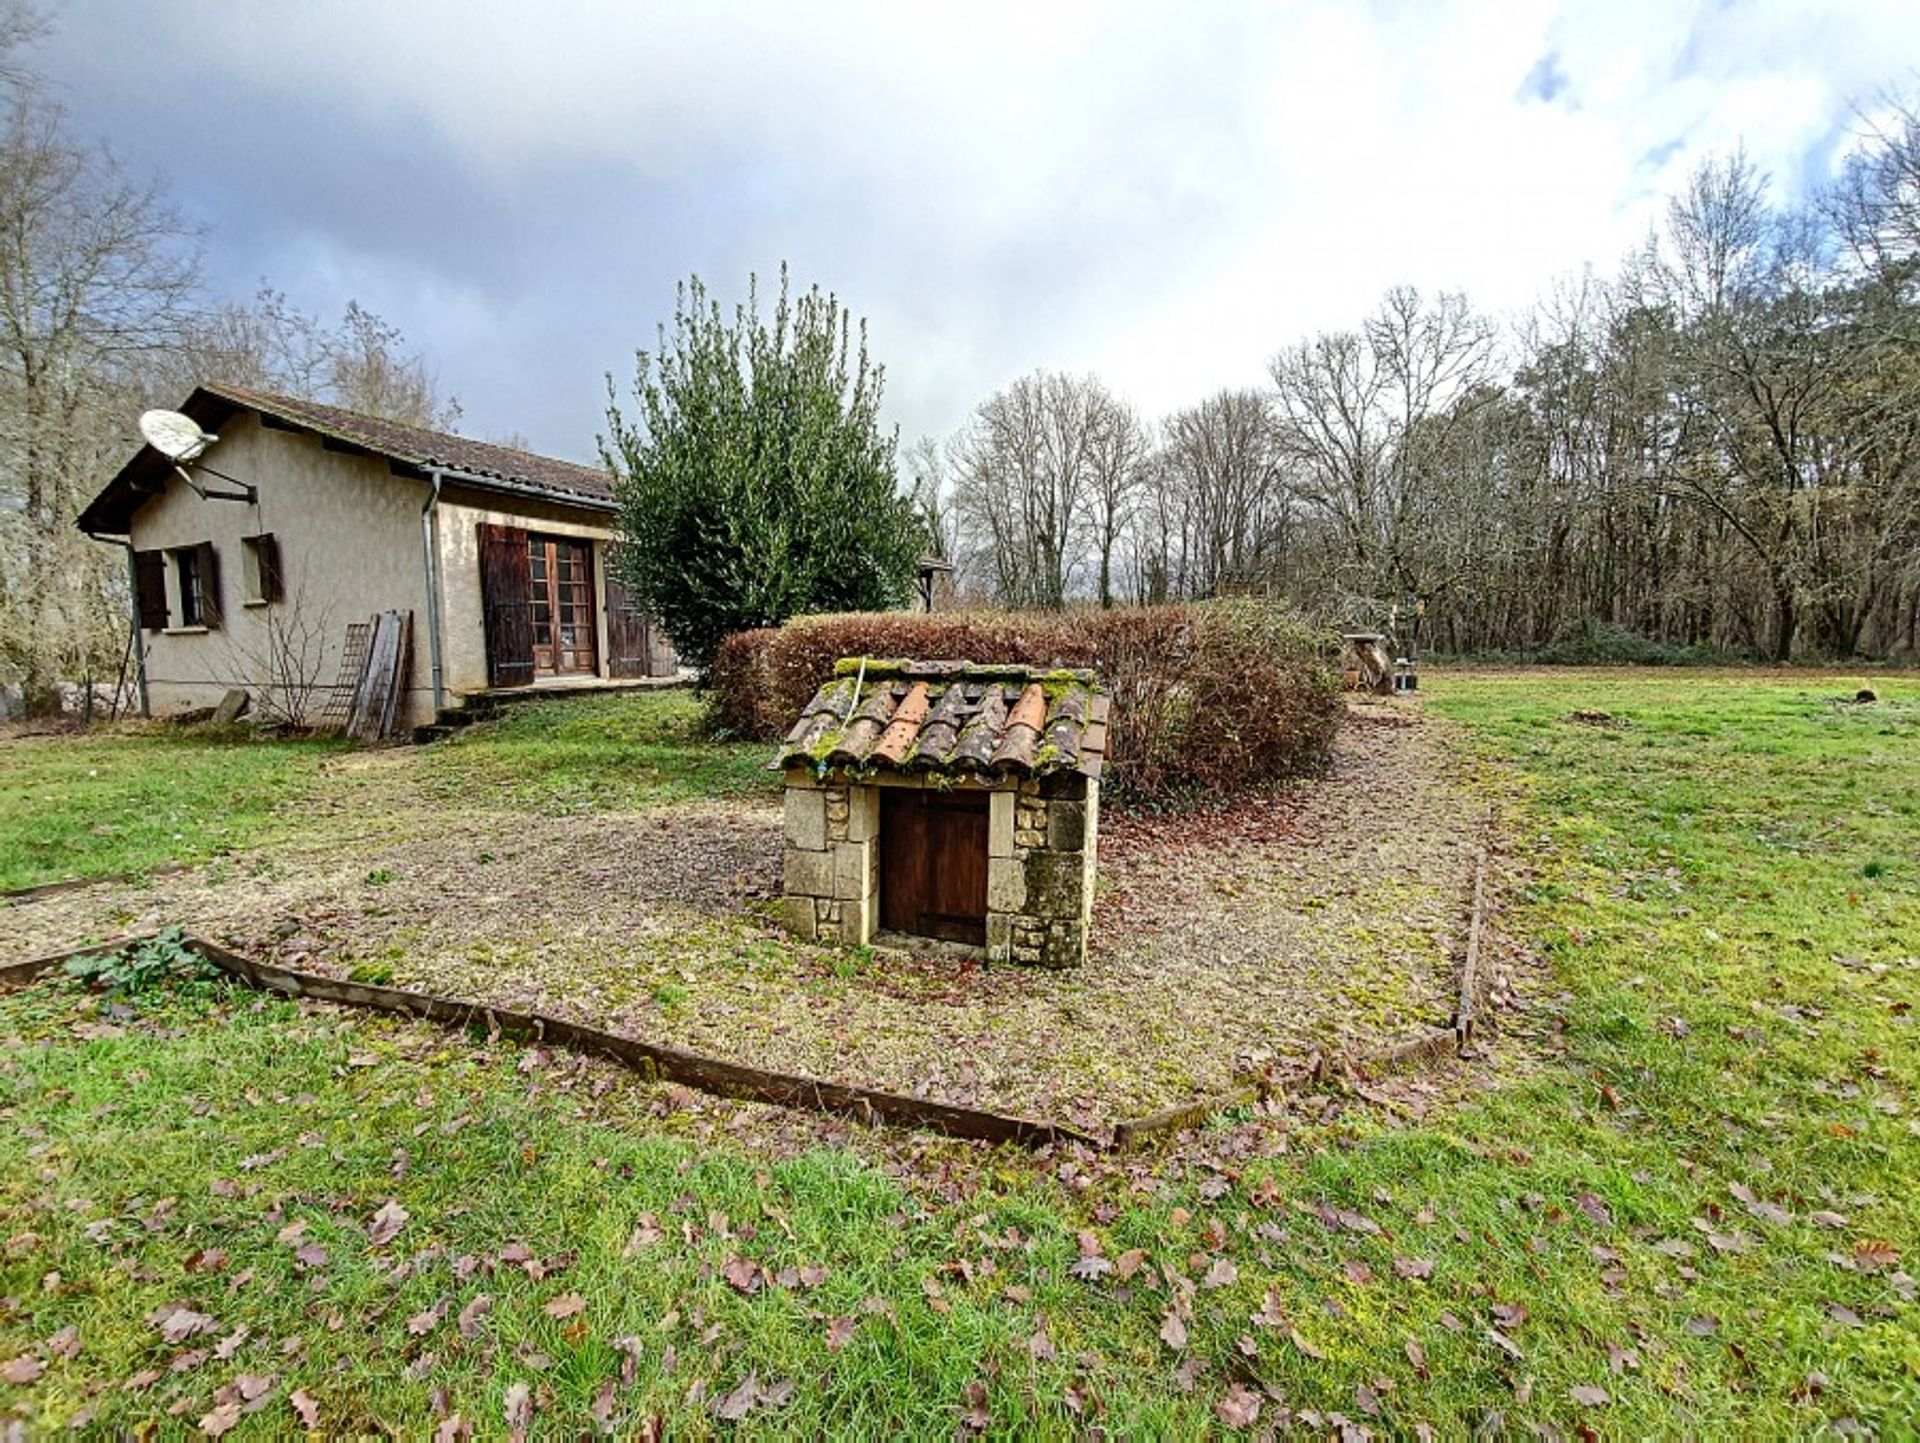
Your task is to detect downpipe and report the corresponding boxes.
[419,470,446,716]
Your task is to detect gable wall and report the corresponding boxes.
[127,412,433,726]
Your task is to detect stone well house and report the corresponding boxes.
[76,381,676,732]
[778,661,1110,967]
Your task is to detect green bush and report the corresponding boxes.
[1534,618,1728,666]
[602,269,923,673]
[709,601,1343,806]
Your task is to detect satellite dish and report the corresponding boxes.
[139,409,217,463]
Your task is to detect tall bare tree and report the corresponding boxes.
[1267,285,1498,606]
[952,371,1120,608]
[1085,395,1150,608]
[0,84,199,713]
[168,286,461,428]
[1155,388,1288,598]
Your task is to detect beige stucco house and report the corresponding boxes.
[77,382,675,733]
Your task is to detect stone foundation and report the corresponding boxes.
[783,767,1098,967]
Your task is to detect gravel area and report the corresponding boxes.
[5,701,1485,1132]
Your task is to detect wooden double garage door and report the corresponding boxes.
[477,523,666,686]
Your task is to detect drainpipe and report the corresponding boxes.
[88,533,149,718]
[419,469,446,716]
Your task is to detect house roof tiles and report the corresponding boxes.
[78,380,616,534]
[196,381,618,505]
[780,660,1110,781]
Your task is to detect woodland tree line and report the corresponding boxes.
[915,104,1920,661]
[0,6,458,715]
[6,0,1919,722]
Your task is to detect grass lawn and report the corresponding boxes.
[0,727,348,893]
[417,690,777,814]
[2,669,1916,1434]
[0,693,774,895]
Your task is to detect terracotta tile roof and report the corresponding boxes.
[200,381,617,506]
[79,379,621,535]
[780,660,1111,780]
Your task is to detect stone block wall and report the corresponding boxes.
[781,771,877,944]
[985,771,1098,968]
[782,768,1099,967]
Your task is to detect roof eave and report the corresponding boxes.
[427,464,619,515]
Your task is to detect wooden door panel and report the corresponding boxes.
[604,573,651,679]
[880,789,988,946]
[879,789,924,936]
[526,536,598,678]
[479,523,534,687]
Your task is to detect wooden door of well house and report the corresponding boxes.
[478,523,598,686]
[879,789,990,945]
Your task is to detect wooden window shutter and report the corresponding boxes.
[478,522,534,687]
[133,549,169,631]
[254,532,284,602]
[196,541,223,628]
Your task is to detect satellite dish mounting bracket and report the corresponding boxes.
[139,408,257,505]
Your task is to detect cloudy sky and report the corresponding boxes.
[39,0,1920,462]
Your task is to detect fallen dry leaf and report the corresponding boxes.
[290,1389,321,1428]
[1159,1310,1189,1351]
[153,1307,218,1344]
[543,1292,586,1320]
[957,1379,991,1435]
[1010,1311,1048,1362]
[503,1381,533,1436]
[1289,1327,1327,1360]
[458,1294,493,1338]
[1855,1239,1900,1272]
[1251,1288,1287,1329]
[366,1200,409,1248]
[1217,1383,1262,1429]
[2,1355,45,1384]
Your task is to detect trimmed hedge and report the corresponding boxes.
[708,602,1343,805]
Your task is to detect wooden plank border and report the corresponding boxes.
[6,839,1498,1152]
[0,933,1098,1152]
[1,866,193,905]
[1453,842,1491,1049]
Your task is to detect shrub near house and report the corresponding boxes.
[713,600,1343,807]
